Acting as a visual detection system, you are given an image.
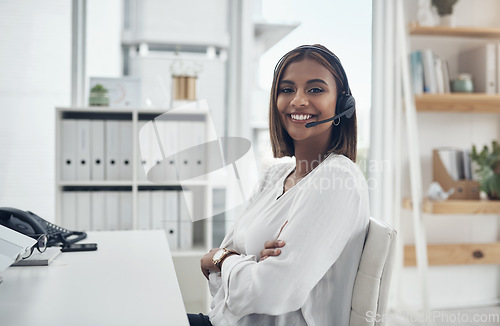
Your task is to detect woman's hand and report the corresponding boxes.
[259,240,286,262]
[201,248,220,280]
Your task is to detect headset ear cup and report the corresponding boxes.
[336,94,356,118]
[343,95,356,118]
[336,94,348,115]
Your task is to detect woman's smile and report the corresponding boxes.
[277,58,338,142]
[288,113,317,123]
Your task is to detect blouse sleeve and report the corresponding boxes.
[207,163,291,296]
[217,159,370,318]
[218,162,291,249]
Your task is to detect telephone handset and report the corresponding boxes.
[0,207,87,247]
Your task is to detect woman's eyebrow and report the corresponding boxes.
[279,79,329,86]
[306,79,328,86]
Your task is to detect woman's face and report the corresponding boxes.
[276,58,338,144]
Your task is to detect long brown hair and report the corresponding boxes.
[268,44,357,162]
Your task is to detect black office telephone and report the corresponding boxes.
[0,207,87,247]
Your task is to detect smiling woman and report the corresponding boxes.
[270,45,357,164]
[277,58,338,143]
[270,44,358,194]
[192,45,370,326]
[256,0,372,179]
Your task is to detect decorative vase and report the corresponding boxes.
[451,74,474,93]
[89,91,109,106]
[173,75,197,101]
[417,0,437,26]
[439,14,455,27]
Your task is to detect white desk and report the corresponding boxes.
[0,230,189,326]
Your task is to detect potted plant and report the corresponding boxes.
[432,0,459,26]
[470,140,500,199]
[89,84,109,106]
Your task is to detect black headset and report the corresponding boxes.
[273,45,356,124]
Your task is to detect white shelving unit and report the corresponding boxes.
[55,105,214,312]
[400,0,500,312]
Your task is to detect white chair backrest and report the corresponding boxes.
[349,217,397,326]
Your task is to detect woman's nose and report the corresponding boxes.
[290,90,308,107]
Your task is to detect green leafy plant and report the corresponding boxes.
[90,84,108,94]
[89,84,109,106]
[432,0,458,16]
[470,140,500,199]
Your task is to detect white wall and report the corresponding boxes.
[127,0,229,46]
[0,0,124,221]
[399,0,500,308]
[87,0,123,80]
[0,1,71,219]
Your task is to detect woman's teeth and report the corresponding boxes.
[291,114,312,121]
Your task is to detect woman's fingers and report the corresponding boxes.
[264,239,286,249]
[259,240,285,261]
[201,267,210,280]
[261,248,282,257]
[259,249,281,262]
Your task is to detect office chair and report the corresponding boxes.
[349,218,397,326]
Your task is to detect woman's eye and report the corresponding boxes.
[308,87,324,93]
[280,88,294,93]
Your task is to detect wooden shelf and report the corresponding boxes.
[415,94,500,113]
[403,197,500,214]
[404,242,500,266]
[409,24,500,38]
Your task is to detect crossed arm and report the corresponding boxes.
[200,238,286,280]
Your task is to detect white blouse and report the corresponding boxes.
[207,154,370,326]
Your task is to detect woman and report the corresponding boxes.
[190,44,370,326]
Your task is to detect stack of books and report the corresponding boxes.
[411,44,500,95]
[410,49,451,95]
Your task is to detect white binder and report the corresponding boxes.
[179,189,193,250]
[156,119,178,182]
[119,121,133,180]
[164,190,179,251]
[91,190,105,231]
[105,120,120,180]
[434,56,445,94]
[120,191,133,230]
[458,44,497,94]
[176,121,201,180]
[90,120,105,181]
[422,49,437,93]
[105,191,120,230]
[191,121,206,179]
[76,120,91,180]
[150,190,164,230]
[61,119,77,180]
[137,120,149,182]
[138,121,164,182]
[76,191,91,231]
[137,190,151,230]
[61,191,77,230]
